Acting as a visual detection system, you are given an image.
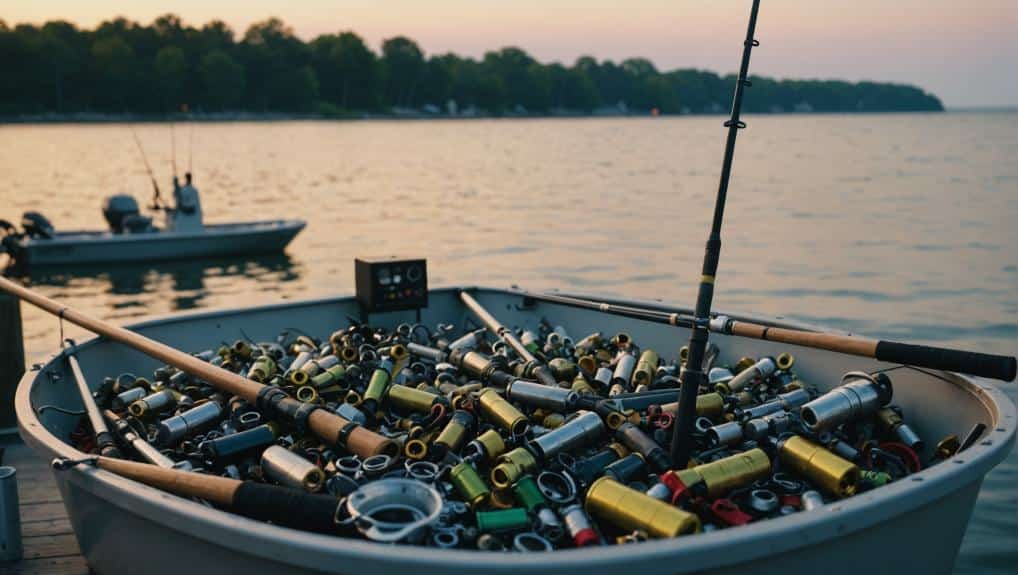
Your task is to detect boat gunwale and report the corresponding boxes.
[15,286,1017,571]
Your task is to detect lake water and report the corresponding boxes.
[1,113,1015,572]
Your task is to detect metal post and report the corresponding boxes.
[0,465,22,561]
[0,289,25,433]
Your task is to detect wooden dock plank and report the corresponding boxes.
[1,441,86,575]
[17,478,63,506]
[20,518,74,538]
[20,535,81,561]
[19,503,67,524]
[0,555,89,575]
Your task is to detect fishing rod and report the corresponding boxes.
[52,455,341,534]
[513,290,1016,382]
[0,273,396,459]
[171,121,178,180]
[65,343,122,458]
[129,125,163,210]
[104,409,185,469]
[460,290,558,386]
[670,0,763,468]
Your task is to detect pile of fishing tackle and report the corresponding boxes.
[72,318,944,551]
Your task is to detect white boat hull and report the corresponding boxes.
[9,220,305,266]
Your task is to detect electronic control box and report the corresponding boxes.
[354,257,428,313]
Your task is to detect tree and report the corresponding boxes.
[199,50,245,110]
[482,47,551,112]
[241,18,313,111]
[621,58,662,110]
[311,31,377,109]
[589,59,629,107]
[552,62,599,112]
[197,20,234,52]
[90,35,139,110]
[380,36,424,108]
[153,45,187,110]
[39,21,84,112]
[418,55,454,108]
[292,65,319,112]
[0,14,945,117]
[153,14,184,43]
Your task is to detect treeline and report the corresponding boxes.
[0,15,944,118]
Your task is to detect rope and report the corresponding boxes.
[58,306,67,348]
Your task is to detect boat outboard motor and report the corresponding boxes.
[0,219,18,254]
[102,195,141,234]
[21,211,55,239]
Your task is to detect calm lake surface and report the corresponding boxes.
[1,113,1015,571]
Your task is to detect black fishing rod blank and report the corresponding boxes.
[514,289,1016,382]
[520,291,697,328]
[671,0,763,468]
[129,125,162,210]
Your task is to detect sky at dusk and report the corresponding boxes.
[5,0,1016,108]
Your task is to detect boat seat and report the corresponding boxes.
[122,214,155,234]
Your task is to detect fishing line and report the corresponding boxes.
[238,327,258,346]
[282,326,317,340]
[57,306,67,349]
[171,122,177,179]
[130,125,162,209]
[870,364,960,386]
[36,405,86,416]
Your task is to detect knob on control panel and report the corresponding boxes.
[355,257,428,313]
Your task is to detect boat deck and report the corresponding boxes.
[1,441,87,575]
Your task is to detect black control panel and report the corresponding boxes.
[355,257,428,313]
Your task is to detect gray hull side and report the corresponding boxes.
[51,470,983,575]
[18,222,304,265]
[15,287,1016,575]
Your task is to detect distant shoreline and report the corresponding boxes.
[0,108,982,126]
[944,107,1018,113]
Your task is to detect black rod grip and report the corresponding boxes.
[874,341,1016,382]
[232,482,339,533]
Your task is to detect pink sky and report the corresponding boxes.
[5,0,1016,107]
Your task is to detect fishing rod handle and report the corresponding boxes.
[727,320,1016,382]
[873,341,1015,383]
[87,457,340,533]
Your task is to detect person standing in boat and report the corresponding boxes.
[167,172,204,233]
